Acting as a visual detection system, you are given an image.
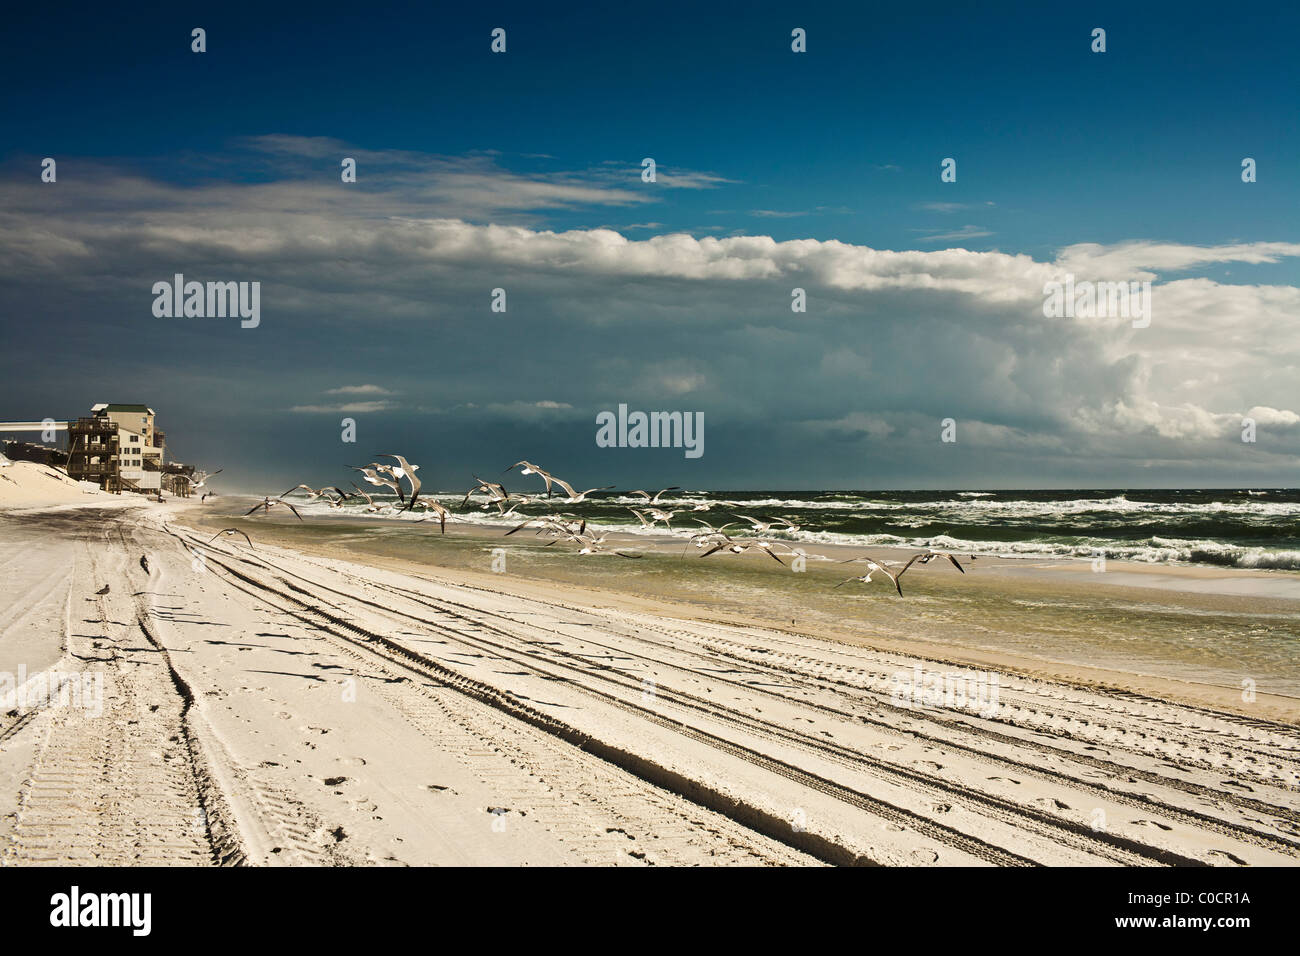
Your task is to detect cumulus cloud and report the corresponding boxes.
[326,384,394,395]
[2,151,1297,485]
[290,401,394,414]
[1056,240,1300,280]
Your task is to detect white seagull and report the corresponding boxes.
[377,453,422,511]
[834,554,923,597]
[504,461,558,496]
[630,487,680,504]
[243,497,304,520]
[208,528,255,549]
[410,498,450,533]
[550,477,615,503]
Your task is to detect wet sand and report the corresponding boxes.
[192,500,1300,720]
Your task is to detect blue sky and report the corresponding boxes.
[1,1,1297,490]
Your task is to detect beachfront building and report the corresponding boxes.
[0,441,67,466]
[65,416,122,491]
[161,462,196,497]
[65,403,167,493]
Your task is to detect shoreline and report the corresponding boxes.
[184,499,1300,722]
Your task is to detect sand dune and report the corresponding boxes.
[0,499,1297,866]
[0,460,105,510]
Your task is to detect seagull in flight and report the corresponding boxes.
[504,461,558,496]
[570,533,642,559]
[496,494,543,518]
[351,464,405,503]
[912,549,970,573]
[410,498,450,533]
[186,469,222,490]
[281,483,349,501]
[461,476,509,511]
[630,487,680,504]
[834,554,922,596]
[243,497,304,520]
[686,519,739,549]
[208,528,255,549]
[699,535,794,566]
[349,483,388,513]
[630,506,678,530]
[550,477,615,503]
[377,453,422,510]
[506,514,584,538]
[730,514,801,534]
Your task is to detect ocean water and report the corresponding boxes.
[291,488,1300,572]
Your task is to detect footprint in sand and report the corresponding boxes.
[1221,780,1255,792]
[915,760,944,772]
[1207,849,1248,865]
[987,776,1021,785]
[1132,819,1173,831]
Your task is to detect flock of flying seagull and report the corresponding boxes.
[213,456,973,597]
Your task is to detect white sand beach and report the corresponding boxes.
[0,493,1296,866]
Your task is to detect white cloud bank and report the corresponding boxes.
[1,149,1297,481]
